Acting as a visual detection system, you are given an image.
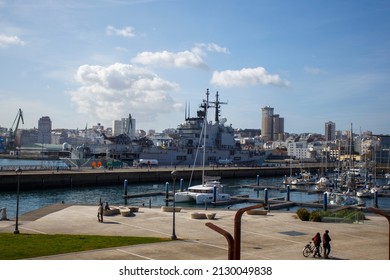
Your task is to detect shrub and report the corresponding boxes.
[355,211,365,221]
[320,209,365,223]
[310,210,322,222]
[296,208,310,221]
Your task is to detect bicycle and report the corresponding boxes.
[302,241,322,258]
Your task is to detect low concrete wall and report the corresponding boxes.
[0,163,335,191]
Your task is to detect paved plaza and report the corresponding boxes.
[0,204,388,260]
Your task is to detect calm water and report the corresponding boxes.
[1,175,389,219]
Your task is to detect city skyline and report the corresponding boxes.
[4,112,382,139]
[1,1,389,135]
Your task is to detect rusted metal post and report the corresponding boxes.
[233,204,264,260]
[368,207,390,260]
[206,222,234,260]
[205,203,264,260]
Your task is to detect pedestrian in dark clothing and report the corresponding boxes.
[312,232,322,258]
[323,230,331,259]
[97,202,104,223]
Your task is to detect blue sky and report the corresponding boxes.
[0,0,389,135]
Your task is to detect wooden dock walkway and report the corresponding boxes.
[120,183,388,211]
[122,191,167,198]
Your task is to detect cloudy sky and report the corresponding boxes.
[0,0,389,134]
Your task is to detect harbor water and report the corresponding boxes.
[1,175,389,219]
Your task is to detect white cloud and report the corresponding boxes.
[106,25,135,38]
[114,46,128,52]
[131,43,229,69]
[0,34,26,47]
[304,66,323,74]
[132,50,208,69]
[195,42,229,54]
[210,67,290,88]
[69,63,180,123]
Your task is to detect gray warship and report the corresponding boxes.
[135,89,268,166]
[70,90,268,167]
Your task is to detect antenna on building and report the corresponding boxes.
[185,101,187,119]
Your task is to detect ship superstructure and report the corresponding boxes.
[137,89,267,166]
[67,89,268,167]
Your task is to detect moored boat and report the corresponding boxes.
[326,192,362,206]
[356,186,371,198]
[291,171,316,185]
[175,177,230,204]
[174,91,231,205]
[315,176,333,191]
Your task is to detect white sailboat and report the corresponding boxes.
[315,176,332,191]
[291,171,316,185]
[174,176,230,204]
[356,186,371,198]
[175,90,231,205]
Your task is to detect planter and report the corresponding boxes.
[191,212,207,219]
[206,213,216,220]
[161,206,182,212]
[246,209,268,215]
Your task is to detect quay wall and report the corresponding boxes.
[0,163,336,191]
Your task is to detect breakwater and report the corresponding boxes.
[0,163,336,191]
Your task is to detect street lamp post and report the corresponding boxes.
[14,167,22,234]
[171,170,177,240]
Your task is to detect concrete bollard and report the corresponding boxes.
[323,192,328,211]
[123,179,128,196]
[213,185,217,203]
[374,190,378,208]
[286,185,290,201]
[165,182,169,206]
[180,178,184,192]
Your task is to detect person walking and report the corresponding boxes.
[312,232,322,258]
[97,202,104,223]
[323,230,331,259]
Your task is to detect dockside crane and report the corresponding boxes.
[6,108,24,151]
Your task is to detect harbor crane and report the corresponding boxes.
[6,108,24,151]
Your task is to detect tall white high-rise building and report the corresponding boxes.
[112,114,136,137]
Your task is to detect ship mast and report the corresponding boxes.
[208,91,227,123]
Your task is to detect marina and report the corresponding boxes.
[1,172,389,219]
[0,90,389,220]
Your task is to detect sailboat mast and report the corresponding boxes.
[215,91,220,123]
[349,123,353,169]
[202,89,210,184]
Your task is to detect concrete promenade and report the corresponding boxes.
[0,204,389,260]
